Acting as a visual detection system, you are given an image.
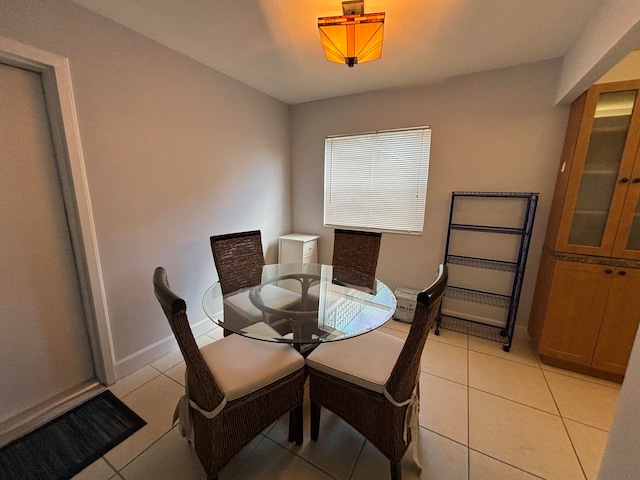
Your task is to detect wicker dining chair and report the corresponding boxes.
[308,228,382,301]
[210,230,300,336]
[332,228,382,277]
[306,264,448,480]
[153,267,306,480]
[209,230,265,295]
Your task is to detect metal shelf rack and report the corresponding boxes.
[435,191,538,352]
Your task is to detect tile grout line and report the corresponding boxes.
[467,447,547,480]
[102,455,119,477]
[108,369,187,477]
[540,367,622,391]
[467,347,542,369]
[115,426,177,477]
[466,331,471,480]
[107,328,611,479]
[540,367,589,480]
[347,438,367,480]
[465,333,567,480]
[108,367,163,403]
[259,434,341,480]
[227,434,269,480]
[558,416,589,480]
[467,385,562,417]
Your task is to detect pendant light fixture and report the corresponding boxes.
[318,1,385,68]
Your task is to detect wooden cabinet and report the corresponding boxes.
[530,80,640,380]
[592,266,640,374]
[546,80,640,259]
[534,253,640,376]
[536,257,611,366]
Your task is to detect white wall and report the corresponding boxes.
[290,59,569,333]
[0,0,292,378]
[597,49,640,84]
[556,0,640,104]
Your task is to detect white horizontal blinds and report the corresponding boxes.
[324,127,431,234]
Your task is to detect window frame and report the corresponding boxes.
[323,126,431,235]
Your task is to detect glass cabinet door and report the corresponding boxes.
[622,194,640,250]
[613,144,640,259]
[559,85,640,256]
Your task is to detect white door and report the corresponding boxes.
[0,62,95,425]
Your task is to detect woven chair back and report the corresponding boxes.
[332,229,382,278]
[386,264,448,402]
[210,230,265,295]
[153,267,224,411]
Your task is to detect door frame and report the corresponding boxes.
[0,35,115,385]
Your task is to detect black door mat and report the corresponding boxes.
[0,389,146,480]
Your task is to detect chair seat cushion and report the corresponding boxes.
[225,284,301,319]
[306,330,404,393]
[240,321,283,339]
[201,334,304,402]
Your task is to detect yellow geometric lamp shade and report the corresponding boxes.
[318,11,385,68]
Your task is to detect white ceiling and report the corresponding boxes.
[70,0,605,105]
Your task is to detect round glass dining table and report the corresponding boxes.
[202,263,397,349]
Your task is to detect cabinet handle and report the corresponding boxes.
[620,177,630,183]
[619,270,626,276]
[605,269,613,274]
[633,178,640,183]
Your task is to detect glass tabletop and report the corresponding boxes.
[202,263,396,345]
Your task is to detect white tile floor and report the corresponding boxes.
[73,321,622,480]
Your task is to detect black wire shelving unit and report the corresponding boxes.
[435,191,538,352]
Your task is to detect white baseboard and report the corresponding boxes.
[513,323,531,341]
[112,317,532,381]
[113,318,215,381]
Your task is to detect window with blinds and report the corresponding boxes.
[323,126,431,234]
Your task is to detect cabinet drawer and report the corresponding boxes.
[304,241,316,255]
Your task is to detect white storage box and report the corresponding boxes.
[393,286,421,323]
